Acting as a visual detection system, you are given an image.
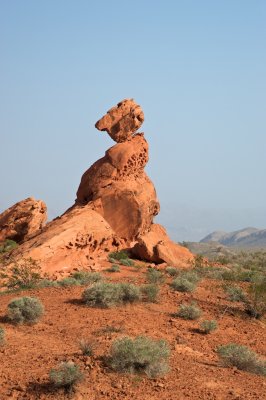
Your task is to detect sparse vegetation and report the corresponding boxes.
[0,326,5,345]
[7,296,44,324]
[78,338,95,356]
[245,277,266,319]
[171,270,200,292]
[171,277,196,292]
[107,264,120,272]
[1,257,42,289]
[146,268,165,284]
[58,277,80,287]
[141,284,159,303]
[108,250,130,261]
[217,343,266,376]
[165,266,179,276]
[120,258,135,266]
[49,361,83,391]
[199,320,217,334]
[82,282,141,308]
[224,285,246,302]
[0,239,18,253]
[70,271,102,285]
[175,302,202,320]
[108,335,170,378]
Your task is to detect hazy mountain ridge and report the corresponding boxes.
[200,227,266,248]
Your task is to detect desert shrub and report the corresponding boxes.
[7,296,44,324]
[71,271,102,285]
[3,258,42,289]
[141,284,159,303]
[37,279,58,288]
[78,338,95,356]
[171,277,196,292]
[165,267,179,276]
[199,320,217,334]
[119,283,141,303]
[171,270,200,293]
[108,250,130,261]
[0,239,18,253]
[49,361,83,391]
[224,285,246,302]
[107,264,120,272]
[58,277,80,287]
[120,258,135,266]
[82,282,141,308]
[175,302,202,320]
[146,268,165,284]
[217,343,266,375]
[108,335,170,378]
[0,326,5,345]
[245,277,266,319]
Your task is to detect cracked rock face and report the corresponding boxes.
[95,99,144,143]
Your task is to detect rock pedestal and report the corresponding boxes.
[1,99,193,273]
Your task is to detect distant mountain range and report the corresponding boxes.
[200,227,266,248]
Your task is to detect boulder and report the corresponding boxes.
[95,99,144,143]
[132,224,193,267]
[0,197,47,243]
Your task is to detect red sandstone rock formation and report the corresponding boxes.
[0,197,47,243]
[2,99,192,273]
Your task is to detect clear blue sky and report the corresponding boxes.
[1,1,265,241]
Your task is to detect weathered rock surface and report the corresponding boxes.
[13,207,122,275]
[132,224,193,267]
[95,99,144,143]
[0,197,47,243]
[76,134,159,240]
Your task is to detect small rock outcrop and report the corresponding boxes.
[0,197,47,243]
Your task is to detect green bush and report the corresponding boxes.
[0,326,5,345]
[58,277,80,287]
[82,282,141,308]
[7,296,44,324]
[108,250,130,261]
[2,258,42,289]
[146,268,165,284]
[141,284,159,303]
[0,239,18,253]
[70,271,102,285]
[108,336,170,378]
[119,283,141,303]
[217,344,266,375]
[37,279,58,288]
[175,302,202,320]
[49,361,83,390]
[120,258,135,266]
[225,286,246,302]
[107,264,120,272]
[165,267,179,276]
[171,277,196,292]
[199,320,217,334]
